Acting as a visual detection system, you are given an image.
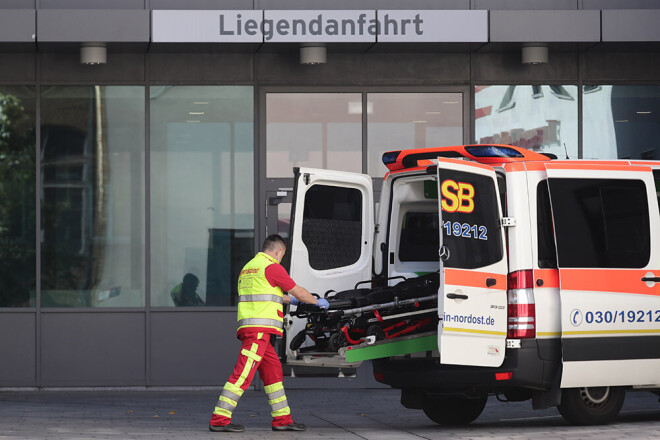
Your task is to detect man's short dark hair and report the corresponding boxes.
[263,234,287,252]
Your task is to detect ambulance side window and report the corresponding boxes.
[548,178,650,268]
[302,184,363,270]
[537,182,558,269]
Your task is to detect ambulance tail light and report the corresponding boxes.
[507,270,536,339]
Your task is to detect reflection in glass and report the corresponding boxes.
[277,202,292,238]
[475,85,578,159]
[40,86,145,307]
[0,86,36,307]
[583,85,660,159]
[266,93,362,178]
[150,86,254,307]
[367,93,463,177]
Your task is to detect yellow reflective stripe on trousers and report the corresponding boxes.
[213,406,233,418]
[234,342,261,389]
[220,388,242,403]
[264,381,290,417]
[223,381,244,397]
[271,405,291,417]
[266,388,286,401]
[264,381,284,394]
[217,395,237,412]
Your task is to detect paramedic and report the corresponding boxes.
[209,234,330,433]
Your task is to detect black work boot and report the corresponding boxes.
[272,422,306,431]
[209,423,245,432]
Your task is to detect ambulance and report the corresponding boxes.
[282,144,660,426]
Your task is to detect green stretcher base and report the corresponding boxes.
[344,332,438,363]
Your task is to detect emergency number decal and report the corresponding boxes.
[442,221,487,240]
[441,180,475,213]
[570,308,660,326]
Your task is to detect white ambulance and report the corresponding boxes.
[283,144,660,426]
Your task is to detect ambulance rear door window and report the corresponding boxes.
[302,184,363,270]
[548,178,650,268]
[439,169,503,269]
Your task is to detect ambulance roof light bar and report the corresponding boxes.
[382,144,554,172]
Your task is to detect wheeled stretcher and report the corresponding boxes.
[288,272,439,353]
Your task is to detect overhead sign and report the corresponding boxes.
[263,10,376,43]
[152,10,488,43]
[378,10,487,43]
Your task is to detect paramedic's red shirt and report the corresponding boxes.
[265,263,296,291]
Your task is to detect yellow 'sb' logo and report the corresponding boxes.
[441,180,475,213]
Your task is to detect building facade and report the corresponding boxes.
[1,0,660,387]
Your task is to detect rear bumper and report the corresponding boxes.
[372,338,560,394]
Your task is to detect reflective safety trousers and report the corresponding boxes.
[210,332,293,428]
[236,252,284,335]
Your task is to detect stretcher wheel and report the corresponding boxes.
[367,325,386,341]
[328,332,347,352]
[289,330,307,351]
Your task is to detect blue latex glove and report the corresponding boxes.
[289,296,300,306]
[316,298,330,310]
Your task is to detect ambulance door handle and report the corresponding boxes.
[486,278,497,287]
[447,293,468,300]
[641,276,660,282]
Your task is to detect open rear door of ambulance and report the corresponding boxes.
[544,163,660,388]
[436,159,508,367]
[284,167,374,368]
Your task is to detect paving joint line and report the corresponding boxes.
[311,413,368,439]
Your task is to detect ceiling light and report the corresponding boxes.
[413,120,427,123]
[186,120,201,123]
[442,101,459,104]
[193,101,209,105]
[522,44,548,65]
[300,44,326,65]
[189,112,205,115]
[80,42,107,65]
[615,120,629,123]
[348,101,373,115]
[425,111,441,115]
[636,111,652,114]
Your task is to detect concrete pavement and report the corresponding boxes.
[1,387,659,439]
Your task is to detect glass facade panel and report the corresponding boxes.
[583,85,660,160]
[40,86,145,307]
[0,86,36,307]
[475,85,578,160]
[367,93,463,177]
[266,93,362,178]
[150,86,254,307]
